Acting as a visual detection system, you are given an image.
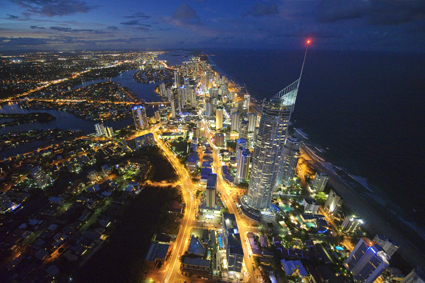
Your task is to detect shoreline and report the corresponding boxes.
[300,143,425,267]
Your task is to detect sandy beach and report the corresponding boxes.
[300,144,425,268]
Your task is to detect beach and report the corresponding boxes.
[300,144,425,267]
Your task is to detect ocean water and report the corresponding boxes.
[208,48,425,228]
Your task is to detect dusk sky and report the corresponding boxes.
[1,0,425,52]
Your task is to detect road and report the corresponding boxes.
[203,121,256,283]
[152,130,198,283]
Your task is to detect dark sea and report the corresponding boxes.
[208,48,425,230]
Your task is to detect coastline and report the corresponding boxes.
[300,143,425,267]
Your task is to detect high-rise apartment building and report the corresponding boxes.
[373,234,399,257]
[243,94,250,110]
[231,113,240,132]
[132,105,150,130]
[236,149,250,184]
[216,107,223,130]
[205,98,212,117]
[170,99,176,118]
[248,113,257,132]
[244,45,308,211]
[401,268,425,283]
[312,172,329,192]
[174,70,179,88]
[206,174,217,209]
[324,189,343,214]
[345,238,390,283]
[342,216,363,233]
[276,136,300,188]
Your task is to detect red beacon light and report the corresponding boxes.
[306,39,311,44]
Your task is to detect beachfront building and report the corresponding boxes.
[401,267,425,283]
[345,238,390,283]
[342,216,363,233]
[276,136,301,188]
[132,105,150,131]
[373,234,399,257]
[243,47,308,211]
[312,172,329,192]
[324,189,343,215]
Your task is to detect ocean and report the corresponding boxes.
[207,48,425,229]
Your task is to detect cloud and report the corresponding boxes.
[0,37,49,47]
[172,3,200,24]
[6,14,20,19]
[368,0,425,25]
[120,20,140,26]
[107,26,118,30]
[243,2,278,17]
[11,0,97,17]
[50,26,104,33]
[317,0,368,23]
[317,0,425,26]
[132,27,149,32]
[125,12,150,19]
[30,25,45,29]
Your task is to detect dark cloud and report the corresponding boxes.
[368,0,425,25]
[132,26,149,32]
[172,3,200,23]
[125,12,150,19]
[107,26,118,30]
[317,0,425,26]
[317,0,368,23]
[0,37,49,46]
[11,0,97,17]
[50,26,104,33]
[243,2,278,17]
[30,25,45,29]
[223,36,234,40]
[6,14,20,19]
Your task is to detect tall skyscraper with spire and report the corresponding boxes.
[244,43,309,211]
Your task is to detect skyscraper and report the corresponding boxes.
[216,107,223,130]
[231,113,240,132]
[132,105,149,131]
[276,136,300,188]
[205,97,212,117]
[345,238,390,283]
[312,172,329,192]
[342,216,363,233]
[245,67,307,210]
[170,99,176,118]
[95,123,106,136]
[248,113,257,132]
[236,149,250,184]
[173,70,179,88]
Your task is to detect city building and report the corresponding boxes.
[214,133,225,147]
[170,99,176,118]
[132,105,150,131]
[236,149,250,184]
[276,136,300,188]
[324,189,343,214]
[216,107,223,130]
[173,70,179,88]
[248,113,257,132]
[401,267,425,283]
[95,123,106,136]
[31,166,50,188]
[231,113,240,132]
[244,50,307,211]
[206,174,217,209]
[312,172,329,192]
[205,97,212,117]
[222,213,244,276]
[345,238,390,283]
[105,126,114,138]
[342,215,363,233]
[135,133,155,149]
[373,234,399,257]
[239,120,248,139]
[243,94,250,110]
[302,198,320,214]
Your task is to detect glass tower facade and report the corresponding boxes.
[246,79,300,210]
